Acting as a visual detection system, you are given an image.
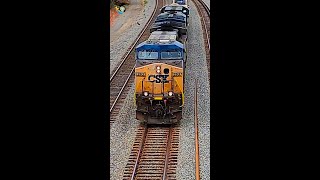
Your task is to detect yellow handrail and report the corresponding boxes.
[174,78,184,106]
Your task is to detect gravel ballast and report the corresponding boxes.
[109,85,140,180]
[109,2,157,178]
[202,0,211,9]
[110,0,211,179]
[110,0,156,76]
[176,0,211,179]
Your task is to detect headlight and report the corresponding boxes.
[183,10,187,13]
[143,91,149,96]
[156,66,161,73]
[168,91,173,96]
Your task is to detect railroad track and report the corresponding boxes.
[122,80,201,180]
[110,0,166,125]
[123,125,180,180]
[194,79,201,180]
[192,0,211,82]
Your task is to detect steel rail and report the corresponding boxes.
[192,0,211,83]
[110,0,159,82]
[110,67,134,113]
[130,126,148,180]
[128,126,173,180]
[162,127,173,180]
[193,0,210,50]
[194,79,201,180]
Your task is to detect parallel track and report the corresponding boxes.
[191,0,211,82]
[194,79,201,180]
[123,125,180,180]
[114,1,209,179]
[110,0,165,124]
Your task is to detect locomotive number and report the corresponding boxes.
[148,75,169,83]
[173,72,183,77]
[135,72,146,77]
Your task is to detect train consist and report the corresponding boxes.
[134,2,190,124]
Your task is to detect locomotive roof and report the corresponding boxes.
[136,31,183,50]
[147,31,178,43]
[164,6,183,11]
[156,12,186,22]
[158,12,186,17]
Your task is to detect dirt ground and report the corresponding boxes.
[110,0,144,43]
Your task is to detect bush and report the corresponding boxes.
[111,0,129,8]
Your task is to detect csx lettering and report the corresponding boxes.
[148,75,169,83]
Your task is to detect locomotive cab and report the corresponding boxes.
[134,31,186,124]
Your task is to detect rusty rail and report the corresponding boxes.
[191,0,211,82]
[130,127,148,180]
[110,0,165,125]
[162,127,172,180]
[123,125,179,180]
[194,79,200,180]
[110,0,159,82]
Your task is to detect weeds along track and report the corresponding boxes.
[110,0,165,125]
[123,125,180,180]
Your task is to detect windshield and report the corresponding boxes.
[160,50,183,59]
[137,50,159,59]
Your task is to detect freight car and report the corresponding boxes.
[151,11,188,35]
[160,4,190,17]
[172,0,189,8]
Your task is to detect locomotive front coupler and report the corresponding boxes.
[164,99,167,108]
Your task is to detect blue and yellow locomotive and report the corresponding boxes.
[134,4,189,124]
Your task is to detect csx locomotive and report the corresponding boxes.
[134,3,189,124]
